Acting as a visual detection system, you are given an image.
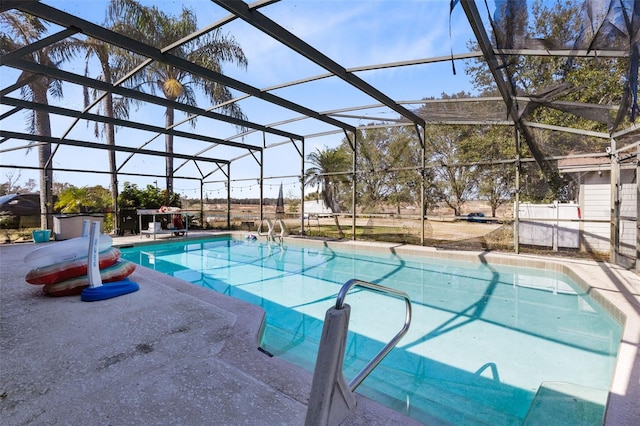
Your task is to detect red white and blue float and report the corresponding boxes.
[24,220,139,300]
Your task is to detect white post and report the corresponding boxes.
[87,221,103,288]
[553,200,559,252]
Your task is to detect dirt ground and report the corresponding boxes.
[302,215,503,239]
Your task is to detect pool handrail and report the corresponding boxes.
[336,278,412,392]
[257,218,287,242]
[257,218,272,237]
[272,218,288,240]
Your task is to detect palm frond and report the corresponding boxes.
[113,96,131,121]
[48,79,64,99]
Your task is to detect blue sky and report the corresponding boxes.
[0,0,483,199]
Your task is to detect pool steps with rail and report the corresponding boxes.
[265,315,531,425]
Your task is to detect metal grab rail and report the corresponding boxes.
[257,218,272,237]
[336,278,412,391]
[257,218,287,241]
[273,218,288,238]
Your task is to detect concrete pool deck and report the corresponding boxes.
[1,231,639,425]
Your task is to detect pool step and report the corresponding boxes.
[357,363,524,425]
[264,324,525,425]
[265,328,609,426]
[523,382,607,425]
[261,324,320,372]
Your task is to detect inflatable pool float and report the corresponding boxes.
[24,234,113,268]
[25,247,121,285]
[42,259,136,297]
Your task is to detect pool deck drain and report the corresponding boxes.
[1,232,638,425]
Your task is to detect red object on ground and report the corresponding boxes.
[42,260,136,297]
[25,247,121,285]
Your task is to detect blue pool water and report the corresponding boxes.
[121,237,622,425]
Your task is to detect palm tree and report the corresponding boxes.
[304,146,350,238]
[0,11,78,229]
[107,0,248,204]
[80,34,135,229]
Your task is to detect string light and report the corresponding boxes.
[181,179,303,197]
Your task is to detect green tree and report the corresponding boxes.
[117,182,180,210]
[464,126,516,216]
[108,0,248,203]
[118,181,143,210]
[416,92,494,214]
[467,0,625,149]
[304,146,350,238]
[341,127,422,214]
[386,127,422,214]
[465,0,627,200]
[424,124,478,217]
[55,185,112,214]
[523,1,623,143]
[0,11,78,229]
[342,128,389,213]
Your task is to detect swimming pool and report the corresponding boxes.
[120,236,622,425]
